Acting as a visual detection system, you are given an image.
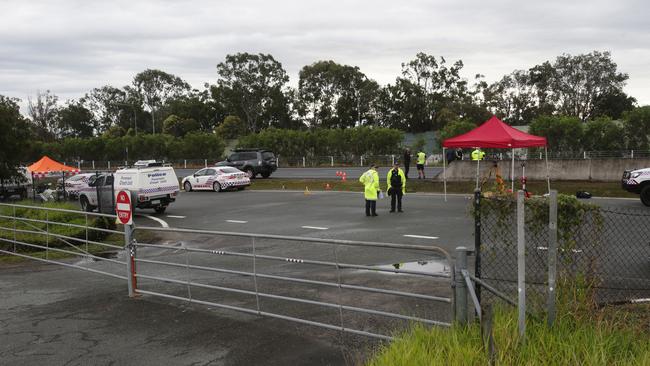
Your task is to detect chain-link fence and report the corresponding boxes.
[477,194,650,314]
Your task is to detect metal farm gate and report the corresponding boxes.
[0,203,456,341]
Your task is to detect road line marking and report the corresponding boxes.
[138,214,169,228]
[166,215,186,219]
[226,220,248,224]
[403,234,439,240]
[301,226,329,230]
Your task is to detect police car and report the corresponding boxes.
[622,167,650,206]
[182,167,250,192]
[59,173,95,199]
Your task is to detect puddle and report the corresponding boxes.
[375,258,450,275]
[73,251,120,265]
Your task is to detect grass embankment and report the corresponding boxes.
[0,200,121,263]
[368,303,650,366]
[250,179,637,198]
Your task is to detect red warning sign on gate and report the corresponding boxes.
[116,190,133,225]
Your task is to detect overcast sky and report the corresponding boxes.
[1,0,649,108]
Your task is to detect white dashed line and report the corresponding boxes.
[226,220,248,224]
[138,214,169,228]
[301,226,329,230]
[166,215,186,219]
[403,234,439,240]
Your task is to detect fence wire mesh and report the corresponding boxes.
[478,195,650,313]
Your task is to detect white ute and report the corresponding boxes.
[622,167,650,207]
[79,161,179,214]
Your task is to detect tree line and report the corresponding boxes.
[2,49,649,179]
[6,49,641,139]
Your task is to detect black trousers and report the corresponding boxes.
[365,200,377,216]
[404,163,410,178]
[390,189,403,211]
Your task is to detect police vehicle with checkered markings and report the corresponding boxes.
[79,161,179,214]
[182,167,250,192]
[622,167,650,207]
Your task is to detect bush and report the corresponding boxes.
[25,133,225,162]
[0,201,116,252]
[238,127,403,157]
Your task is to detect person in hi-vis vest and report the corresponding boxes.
[416,151,426,179]
[471,148,486,161]
[359,164,380,216]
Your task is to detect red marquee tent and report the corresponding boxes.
[443,116,547,148]
[441,116,550,200]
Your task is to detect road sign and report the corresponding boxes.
[116,190,133,225]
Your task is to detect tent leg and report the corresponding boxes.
[545,146,550,194]
[511,149,515,192]
[476,159,480,190]
[443,148,447,202]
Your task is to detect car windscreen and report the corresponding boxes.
[218,167,240,174]
[239,152,258,160]
[262,152,275,160]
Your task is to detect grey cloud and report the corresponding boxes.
[1,0,649,106]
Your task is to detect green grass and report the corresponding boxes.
[0,200,118,260]
[249,179,638,198]
[367,304,650,366]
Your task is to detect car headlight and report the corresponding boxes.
[631,172,642,178]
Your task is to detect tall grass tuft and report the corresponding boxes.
[367,304,650,366]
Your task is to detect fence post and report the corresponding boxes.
[547,190,558,326]
[124,223,137,297]
[184,159,187,168]
[631,150,634,159]
[516,190,526,339]
[360,156,364,167]
[204,159,207,168]
[108,161,111,170]
[391,154,395,166]
[302,156,306,167]
[331,156,334,167]
[92,160,95,169]
[455,246,470,325]
[583,151,587,159]
[474,188,482,304]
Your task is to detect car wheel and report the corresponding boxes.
[641,185,650,207]
[261,172,271,178]
[245,168,255,179]
[184,182,192,192]
[213,182,222,192]
[80,196,94,212]
[154,206,167,214]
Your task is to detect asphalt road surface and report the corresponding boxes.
[174,167,443,180]
[135,190,473,253]
[2,191,647,365]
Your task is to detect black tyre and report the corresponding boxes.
[184,182,192,192]
[213,182,222,192]
[641,185,650,207]
[154,206,167,214]
[261,172,271,178]
[80,196,94,212]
